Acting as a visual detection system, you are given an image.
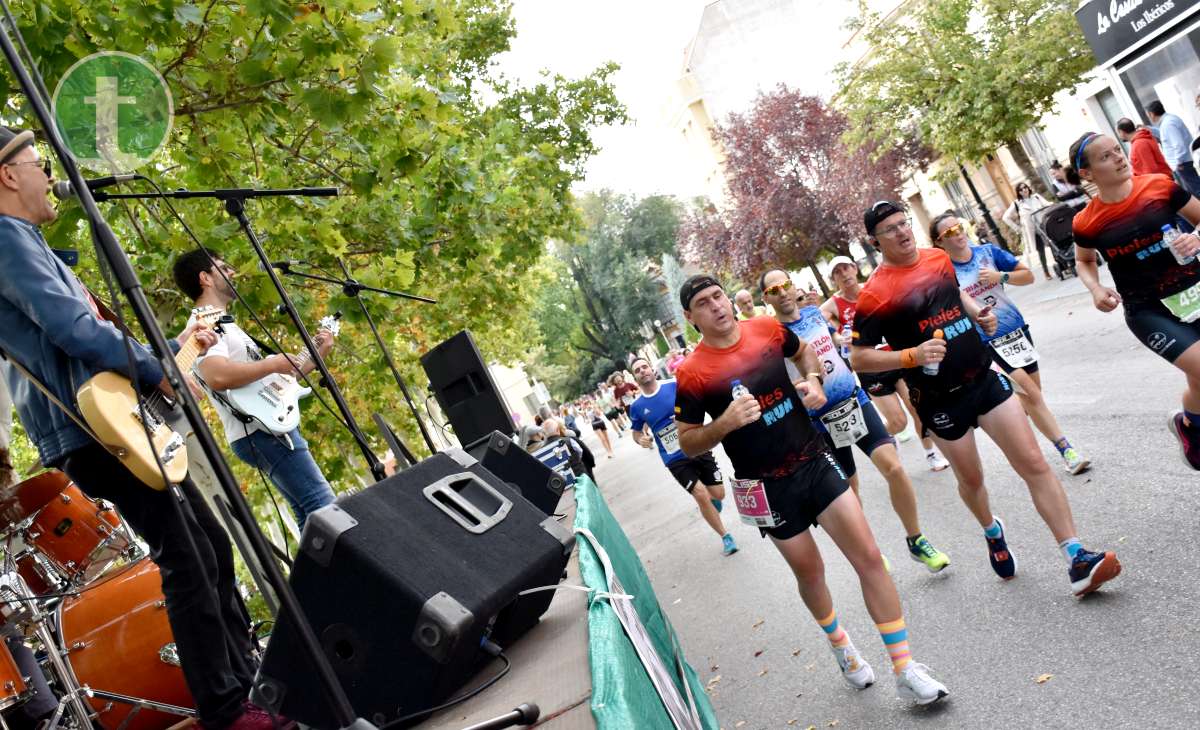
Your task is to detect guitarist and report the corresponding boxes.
[172,248,335,529]
[0,128,277,730]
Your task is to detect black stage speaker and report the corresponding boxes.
[465,431,565,516]
[251,449,574,729]
[421,330,514,447]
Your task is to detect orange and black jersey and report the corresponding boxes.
[1072,174,1197,305]
[674,317,826,480]
[853,248,991,393]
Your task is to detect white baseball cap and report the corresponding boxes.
[829,255,858,272]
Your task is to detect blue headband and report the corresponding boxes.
[1074,133,1098,171]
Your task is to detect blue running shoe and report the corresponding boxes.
[721,533,738,556]
[985,517,1017,580]
[711,498,723,513]
[1069,548,1122,597]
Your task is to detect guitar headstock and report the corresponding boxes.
[317,311,343,338]
[191,305,224,328]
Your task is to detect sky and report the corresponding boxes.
[494,0,858,200]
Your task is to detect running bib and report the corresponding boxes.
[990,328,1038,368]
[820,397,869,448]
[655,423,681,455]
[1162,280,1200,323]
[621,393,636,406]
[730,478,776,528]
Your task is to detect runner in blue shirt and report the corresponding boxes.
[628,356,738,556]
[760,268,950,573]
[930,212,1090,475]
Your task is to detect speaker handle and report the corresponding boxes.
[422,472,512,535]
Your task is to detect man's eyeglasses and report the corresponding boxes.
[937,223,965,241]
[874,217,912,238]
[763,280,794,297]
[4,158,51,178]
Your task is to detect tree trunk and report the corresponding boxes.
[1007,138,1052,199]
[807,260,830,297]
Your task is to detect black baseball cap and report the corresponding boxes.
[863,200,906,236]
[679,274,723,311]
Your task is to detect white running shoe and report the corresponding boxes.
[896,662,949,705]
[1062,447,1090,475]
[926,450,950,472]
[831,644,875,690]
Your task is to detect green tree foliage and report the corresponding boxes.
[0,1,624,495]
[533,191,682,397]
[836,0,1094,168]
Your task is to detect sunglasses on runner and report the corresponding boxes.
[937,223,965,241]
[763,280,793,297]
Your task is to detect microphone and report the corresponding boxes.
[257,259,306,272]
[51,174,139,200]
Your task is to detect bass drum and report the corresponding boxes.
[58,558,194,730]
[0,636,29,711]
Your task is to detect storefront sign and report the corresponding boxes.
[1076,0,1200,65]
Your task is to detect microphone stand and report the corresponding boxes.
[272,259,439,455]
[93,187,387,483]
[0,13,366,730]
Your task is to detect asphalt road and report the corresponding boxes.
[580,269,1200,730]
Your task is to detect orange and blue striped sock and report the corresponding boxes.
[877,617,912,674]
[817,610,850,649]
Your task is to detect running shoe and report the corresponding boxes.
[926,450,950,472]
[711,498,723,513]
[721,533,738,556]
[985,517,1017,580]
[895,662,949,705]
[831,644,875,690]
[1062,447,1091,475]
[908,535,950,573]
[1168,411,1200,470]
[1069,548,1122,597]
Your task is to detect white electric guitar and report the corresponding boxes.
[216,313,342,435]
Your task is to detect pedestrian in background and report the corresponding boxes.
[1002,182,1053,279]
[1146,100,1200,196]
[1117,118,1173,177]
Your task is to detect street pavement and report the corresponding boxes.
[578,268,1199,729]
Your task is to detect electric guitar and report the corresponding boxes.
[75,306,223,490]
[217,313,342,435]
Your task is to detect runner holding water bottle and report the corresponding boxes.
[820,257,951,472]
[930,211,1091,475]
[1069,132,1200,469]
[852,201,1121,597]
[759,268,950,573]
[674,274,949,705]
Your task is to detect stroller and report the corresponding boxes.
[1032,202,1080,280]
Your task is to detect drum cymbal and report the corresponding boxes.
[0,470,70,530]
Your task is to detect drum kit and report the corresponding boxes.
[0,471,196,730]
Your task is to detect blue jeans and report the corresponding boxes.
[1174,161,1200,199]
[231,428,335,528]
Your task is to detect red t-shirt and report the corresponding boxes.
[674,317,825,480]
[612,382,638,407]
[1073,174,1196,305]
[853,248,991,392]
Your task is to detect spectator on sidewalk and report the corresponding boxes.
[1117,118,1173,177]
[1049,162,1089,209]
[1002,183,1053,279]
[1147,100,1200,196]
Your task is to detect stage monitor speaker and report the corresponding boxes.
[465,431,565,516]
[420,330,514,448]
[251,449,574,729]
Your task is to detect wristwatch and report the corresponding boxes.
[1000,272,1010,284]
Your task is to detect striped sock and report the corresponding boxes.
[1053,437,1072,456]
[1059,537,1083,562]
[877,618,912,674]
[817,610,850,649]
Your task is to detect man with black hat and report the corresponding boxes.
[851,200,1121,598]
[673,273,949,706]
[0,127,279,730]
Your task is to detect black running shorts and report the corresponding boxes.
[1124,298,1200,363]
[821,399,896,479]
[908,370,1015,441]
[758,452,850,541]
[859,368,903,397]
[986,324,1040,375]
[666,452,722,492]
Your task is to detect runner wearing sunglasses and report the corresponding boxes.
[1070,132,1200,469]
[759,268,950,574]
[929,212,1090,475]
[851,201,1121,597]
[674,273,949,705]
[820,256,952,473]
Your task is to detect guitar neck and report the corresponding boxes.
[175,335,206,374]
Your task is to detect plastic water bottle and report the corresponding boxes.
[922,329,944,376]
[731,379,751,400]
[1162,224,1195,265]
[840,322,852,360]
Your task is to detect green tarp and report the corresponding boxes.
[573,476,718,729]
